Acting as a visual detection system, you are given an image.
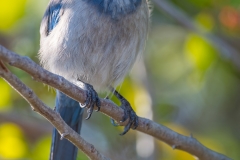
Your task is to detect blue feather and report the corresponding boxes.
[86,0,142,19]
[50,91,83,160]
[47,0,62,34]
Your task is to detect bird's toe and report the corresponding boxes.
[79,83,100,120]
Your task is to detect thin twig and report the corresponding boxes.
[0,61,110,160]
[0,44,231,160]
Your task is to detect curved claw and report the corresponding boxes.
[110,87,139,135]
[110,118,119,127]
[79,89,91,108]
[79,101,87,108]
[79,83,101,119]
[86,107,94,120]
[119,106,138,135]
[95,98,101,112]
[120,122,132,135]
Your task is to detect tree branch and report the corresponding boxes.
[0,60,110,160]
[0,45,231,160]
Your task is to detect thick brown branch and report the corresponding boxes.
[0,45,231,160]
[0,62,109,160]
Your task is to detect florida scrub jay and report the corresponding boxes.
[39,0,149,159]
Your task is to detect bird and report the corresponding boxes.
[39,0,150,160]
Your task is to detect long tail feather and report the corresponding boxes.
[50,90,83,160]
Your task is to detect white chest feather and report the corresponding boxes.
[39,0,149,91]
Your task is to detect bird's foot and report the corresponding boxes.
[79,83,100,120]
[110,87,138,135]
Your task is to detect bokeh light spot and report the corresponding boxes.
[0,123,27,159]
[32,136,51,160]
[196,12,215,31]
[0,0,27,31]
[185,33,217,72]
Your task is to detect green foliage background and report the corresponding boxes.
[0,0,240,159]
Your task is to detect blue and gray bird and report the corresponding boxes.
[39,0,149,159]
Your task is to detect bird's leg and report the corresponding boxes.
[110,87,138,135]
[77,80,101,120]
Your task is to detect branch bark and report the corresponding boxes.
[0,60,110,160]
[0,44,231,160]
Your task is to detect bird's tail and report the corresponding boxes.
[50,90,84,160]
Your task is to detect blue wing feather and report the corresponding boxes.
[46,0,62,34]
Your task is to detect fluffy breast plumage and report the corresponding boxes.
[39,0,149,91]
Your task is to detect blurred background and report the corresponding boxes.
[0,0,239,159]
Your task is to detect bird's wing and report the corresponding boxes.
[40,0,63,36]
